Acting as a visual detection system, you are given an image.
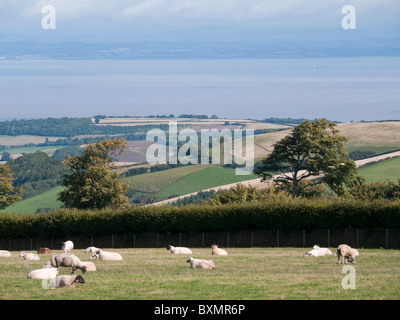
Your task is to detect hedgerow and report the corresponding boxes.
[1,198,399,239]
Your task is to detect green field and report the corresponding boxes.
[3,186,64,214]
[358,157,400,183]
[0,248,399,300]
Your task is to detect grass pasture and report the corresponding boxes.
[357,157,400,183]
[0,248,399,300]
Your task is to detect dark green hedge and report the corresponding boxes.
[1,198,400,239]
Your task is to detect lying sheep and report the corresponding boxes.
[186,257,215,269]
[312,245,332,255]
[166,245,192,255]
[337,244,357,264]
[81,261,96,271]
[303,248,325,257]
[62,240,74,254]
[84,246,102,254]
[211,244,228,256]
[38,247,52,254]
[27,267,59,280]
[19,251,40,260]
[44,254,87,274]
[352,248,360,256]
[0,250,11,257]
[50,275,85,288]
[90,250,123,261]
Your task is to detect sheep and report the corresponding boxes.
[312,245,332,255]
[303,248,325,257]
[81,261,96,271]
[337,244,357,264]
[27,267,59,280]
[43,254,87,274]
[90,250,123,261]
[211,244,228,256]
[38,247,52,254]
[0,250,11,257]
[84,246,102,254]
[166,245,192,255]
[352,248,360,257]
[19,251,41,260]
[186,257,215,269]
[61,240,74,254]
[50,275,85,288]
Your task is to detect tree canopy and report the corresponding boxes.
[253,118,359,197]
[58,138,129,210]
[0,164,22,209]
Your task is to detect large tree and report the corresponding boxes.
[253,118,358,197]
[0,164,22,209]
[58,138,129,209]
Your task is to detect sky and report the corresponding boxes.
[1,0,399,42]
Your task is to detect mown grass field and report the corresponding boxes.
[357,157,400,183]
[0,248,399,300]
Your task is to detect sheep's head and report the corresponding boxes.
[166,245,172,250]
[186,257,192,263]
[90,254,98,260]
[211,244,218,249]
[313,245,320,250]
[19,252,25,257]
[75,275,85,284]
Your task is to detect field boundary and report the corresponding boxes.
[2,228,399,251]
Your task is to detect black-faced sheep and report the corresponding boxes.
[44,254,87,274]
[51,275,85,288]
[337,244,357,264]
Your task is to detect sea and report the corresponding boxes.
[0,57,399,122]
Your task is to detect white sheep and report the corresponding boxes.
[352,248,360,256]
[62,240,74,254]
[303,248,325,257]
[27,267,59,280]
[81,261,96,271]
[84,246,102,254]
[337,244,357,264]
[312,245,332,255]
[0,250,11,257]
[43,254,87,273]
[19,251,41,261]
[186,257,215,269]
[211,244,228,256]
[166,245,192,255]
[50,275,85,288]
[90,250,123,261]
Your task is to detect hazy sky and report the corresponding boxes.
[1,0,399,42]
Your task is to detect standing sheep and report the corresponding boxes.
[62,240,74,254]
[50,275,85,288]
[43,254,87,274]
[337,244,357,264]
[19,252,41,260]
[211,244,228,256]
[166,245,192,255]
[186,257,215,269]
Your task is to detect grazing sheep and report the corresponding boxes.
[44,254,87,274]
[50,275,85,288]
[27,267,59,280]
[81,261,96,271]
[62,240,74,254]
[38,247,52,254]
[337,244,357,264]
[166,245,192,255]
[0,250,11,257]
[211,244,228,256]
[90,250,123,261]
[84,246,102,254]
[19,252,40,260]
[186,257,215,269]
[312,245,332,255]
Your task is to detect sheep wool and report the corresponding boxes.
[186,257,215,269]
[167,245,192,255]
[50,275,85,288]
[211,244,228,256]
